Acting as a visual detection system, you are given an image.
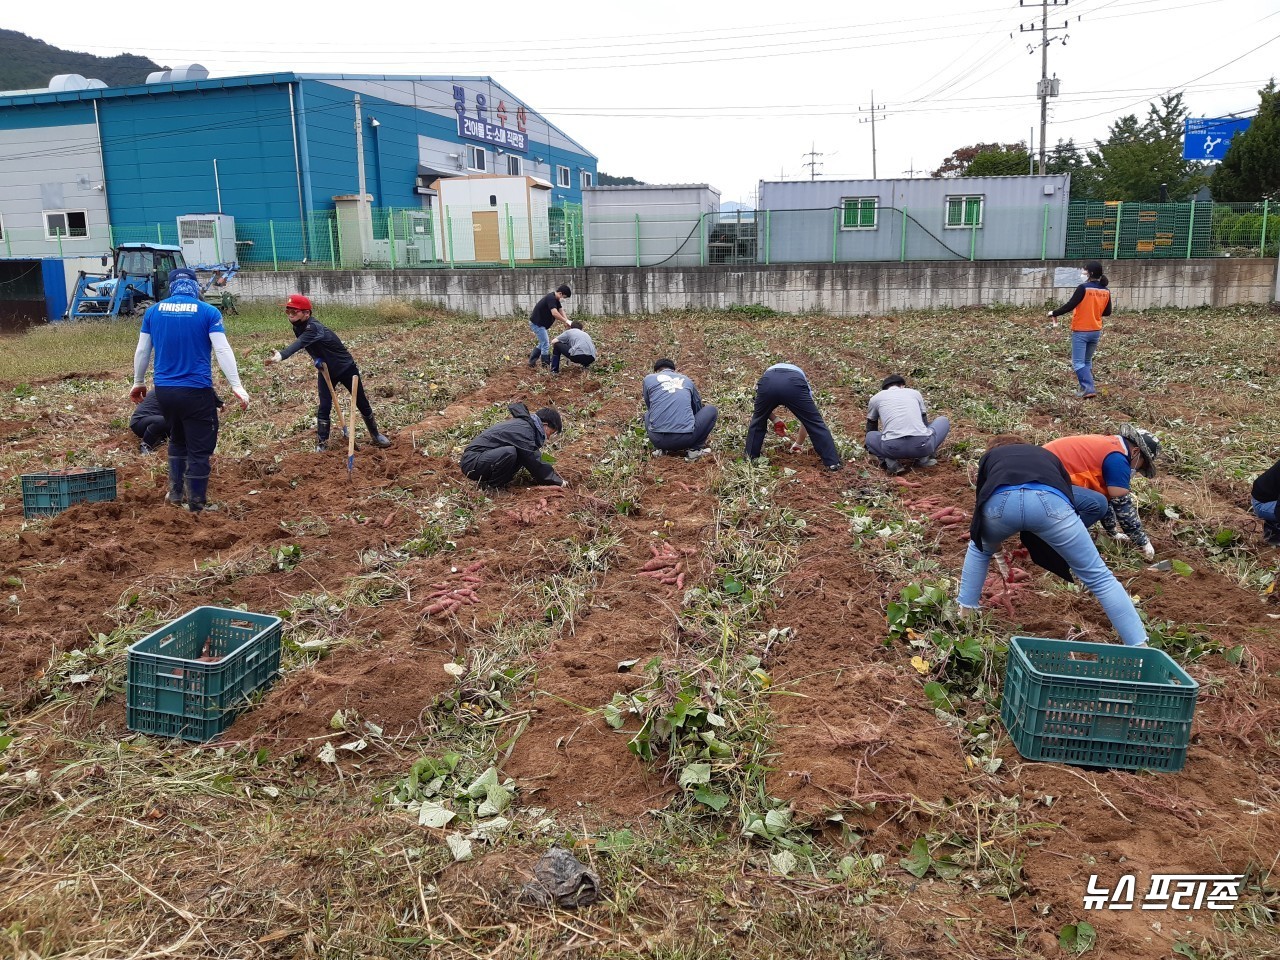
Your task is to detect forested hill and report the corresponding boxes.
[0,29,161,91]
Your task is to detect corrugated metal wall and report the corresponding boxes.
[583,186,720,267]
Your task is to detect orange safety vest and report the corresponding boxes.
[1043,434,1127,495]
[1072,286,1111,332]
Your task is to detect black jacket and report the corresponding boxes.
[971,444,1076,581]
[1253,458,1280,504]
[279,317,357,374]
[461,402,563,486]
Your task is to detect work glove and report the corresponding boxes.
[232,386,251,410]
[1108,530,1130,542]
[313,358,325,370]
[1140,542,1156,561]
[773,419,787,437]
[264,350,283,365]
[130,384,147,403]
[789,443,803,454]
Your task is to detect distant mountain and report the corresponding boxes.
[597,172,645,186]
[0,29,161,92]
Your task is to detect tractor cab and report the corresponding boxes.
[67,243,187,320]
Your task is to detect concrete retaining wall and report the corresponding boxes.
[231,258,1278,317]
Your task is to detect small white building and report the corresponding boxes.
[429,174,553,263]
[582,184,720,267]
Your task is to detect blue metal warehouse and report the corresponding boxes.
[0,68,597,264]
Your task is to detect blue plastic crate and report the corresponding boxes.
[21,467,117,518]
[1001,635,1199,773]
[127,606,283,742]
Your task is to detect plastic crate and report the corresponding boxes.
[127,606,283,742]
[21,467,117,518]
[1001,636,1199,773]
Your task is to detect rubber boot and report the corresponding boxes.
[364,415,392,448]
[316,417,331,452]
[185,473,211,514]
[166,455,186,507]
[528,346,541,368]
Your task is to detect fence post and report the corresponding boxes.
[506,204,515,268]
[969,220,976,262]
[269,220,278,271]
[328,220,336,269]
[1113,202,1122,260]
[764,210,771,265]
[832,208,839,263]
[900,206,907,262]
[1260,199,1270,256]
[57,232,64,259]
[446,209,455,268]
[388,210,397,270]
[635,214,641,267]
[157,224,163,244]
[1185,201,1196,259]
[699,213,707,266]
[1041,204,1049,260]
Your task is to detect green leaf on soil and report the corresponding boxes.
[678,762,712,788]
[694,787,730,811]
[901,837,932,878]
[1058,921,1096,954]
[1170,559,1194,576]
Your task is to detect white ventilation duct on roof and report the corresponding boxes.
[47,74,90,92]
[84,79,107,89]
[146,70,171,84]
[170,64,209,82]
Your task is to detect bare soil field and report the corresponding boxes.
[1,303,1277,959]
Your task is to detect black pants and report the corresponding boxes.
[130,415,168,448]
[316,364,374,424]
[461,446,519,487]
[744,368,841,469]
[648,404,719,452]
[154,385,220,509]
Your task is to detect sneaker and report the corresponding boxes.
[882,458,903,476]
[140,442,154,455]
[652,449,666,458]
[918,456,938,468]
[828,463,843,472]
[315,442,328,453]
[371,434,392,449]
[1263,526,1280,547]
[686,448,711,461]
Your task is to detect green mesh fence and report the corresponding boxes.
[0,200,1271,268]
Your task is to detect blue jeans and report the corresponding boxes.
[1071,485,1110,527]
[529,322,551,366]
[1071,330,1101,394]
[1252,497,1280,537]
[958,485,1147,647]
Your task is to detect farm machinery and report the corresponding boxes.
[66,243,187,319]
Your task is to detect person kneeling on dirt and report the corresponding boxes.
[550,319,597,374]
[130,392,223,454]
[958,439,1148,647]
[1250,456,1280,547]
[864,374,951,476]
[460,403,567,489]
[1042,424,1160,560]
[643,359,718,461]
[744,363,842,471]
[264,294,391,451]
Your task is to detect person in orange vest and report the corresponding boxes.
[1043,424,1161,560]
[1048,261,1111,399]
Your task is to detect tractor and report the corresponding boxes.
[66,243,187,320]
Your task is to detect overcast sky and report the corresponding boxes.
[7,0,1278,206]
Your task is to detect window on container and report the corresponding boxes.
[467,145,486,171]
[945,195,984,228]
[840,197,877,230]
[45,210,89,239]
[581,171,593,188]
[557,165,570,188]
[506,155,522,176]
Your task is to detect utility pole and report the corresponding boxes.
[903,159,919,178]
[801,143,823,180]
[1020,1,1068,174]
[858,91,887,179]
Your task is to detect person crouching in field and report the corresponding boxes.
[264,294,391,451]
[550,319,596,374]
[1251,456,1280,547]
[461,403,567,489]
[958,438,1148,647]
[643,359,718,460]
[864,374,950,476]
[744,362,842,471]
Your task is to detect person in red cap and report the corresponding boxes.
[265,294,391,450]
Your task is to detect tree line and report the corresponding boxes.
[931,81,1278,203]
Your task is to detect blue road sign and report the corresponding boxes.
[1183,117,1252,161]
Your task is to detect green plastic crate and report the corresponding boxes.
[1001,636,1199,773]
[127,606,283,742]
[21,467,117,518]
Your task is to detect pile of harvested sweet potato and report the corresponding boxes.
[423,561,487,616]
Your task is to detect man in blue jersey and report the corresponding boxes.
[130,268,250,513]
